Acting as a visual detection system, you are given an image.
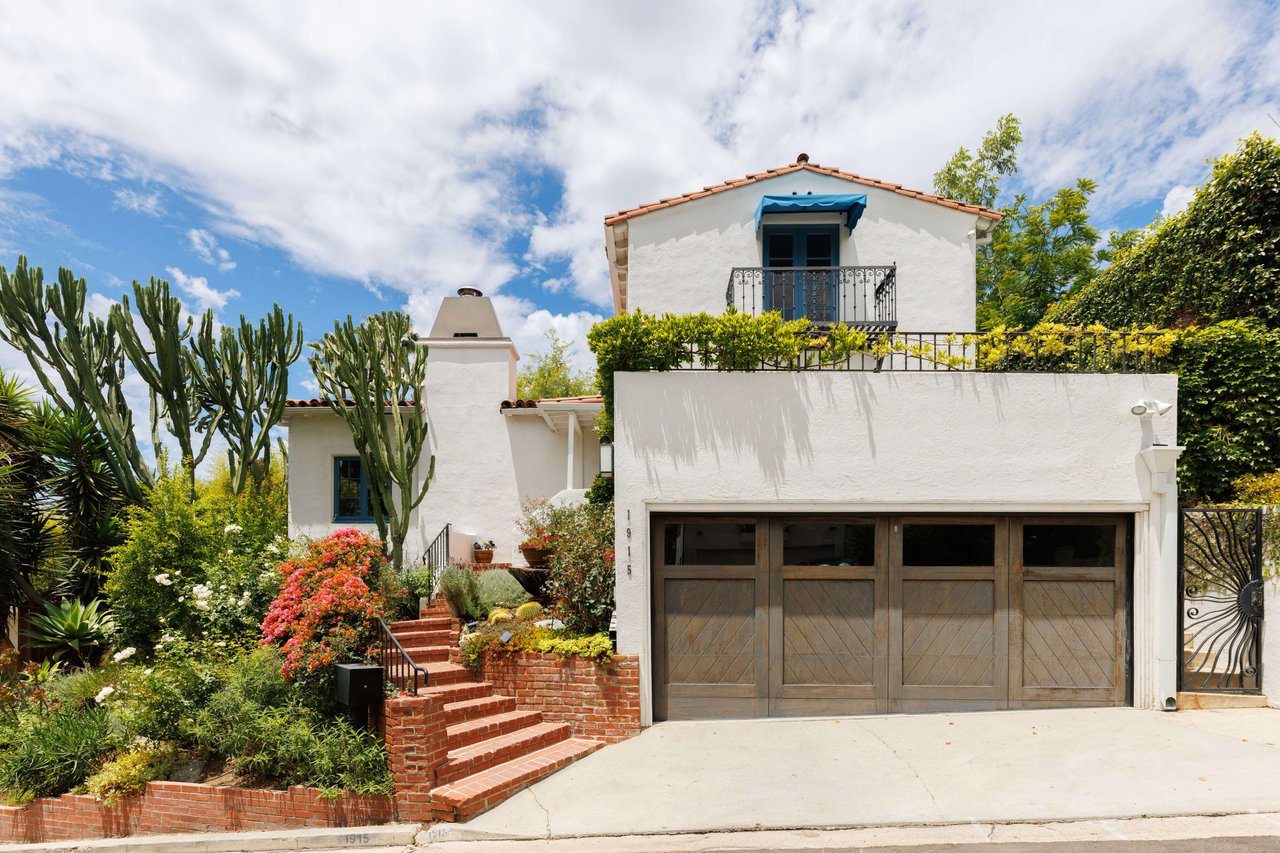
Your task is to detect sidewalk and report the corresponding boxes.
[433,706,1280,840]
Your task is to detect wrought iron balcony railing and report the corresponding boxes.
[726,265,897,328]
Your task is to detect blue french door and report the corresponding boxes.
[762,225,839,322]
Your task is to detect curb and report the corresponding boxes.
[0,823,419,853]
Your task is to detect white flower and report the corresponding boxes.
[112,647,136,663]
[154,573,172,586]
[214,641,226,647]
[224,524,243,535]
[177,596,184,603]
[265,544,280,555]
[94,686,114,703]
[194,600,209,611]
[192,584,212,599]
[160,633,175,643]
[142,668,153,675]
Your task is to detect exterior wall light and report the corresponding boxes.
[1130,399,1173,417]
[599,441,614,478]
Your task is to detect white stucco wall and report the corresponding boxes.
[612,370,1181,723]
[286,338,600,567]
[624,170,984,330]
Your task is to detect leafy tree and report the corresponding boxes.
[516,329,596,400]
[1052,132,1280,328]
[308,311,435,571]
[934,115,1101,329]
[0,372,51,624]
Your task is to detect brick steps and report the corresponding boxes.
[430,738,603,821]
[435,721,572,785]
[386,610,604,822]
[445,694,517,726]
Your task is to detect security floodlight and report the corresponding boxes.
[1131,399,1173,418]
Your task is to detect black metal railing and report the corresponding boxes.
[726,266,897,327]
[658,329,1173,373]
[376,618,430,693]
[423,523,450,598]
[1179,508,1264,693]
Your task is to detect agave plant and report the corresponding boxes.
[25,598,116,668]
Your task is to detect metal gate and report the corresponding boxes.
[1179,508,1264,693]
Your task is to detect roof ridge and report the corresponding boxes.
[604,160,1001,225]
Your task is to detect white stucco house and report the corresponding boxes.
[600,154,1184,725]
[287,153,1197,728]
[284,290,601,567]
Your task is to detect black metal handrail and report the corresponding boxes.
[376,618,430,693]
[726,265,897,327]
[654,329,1173,373]
[423,523,450,598]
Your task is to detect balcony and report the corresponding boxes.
[726,265,897,329]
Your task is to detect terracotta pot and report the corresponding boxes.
[473,548,494,564]
[520,544,550,567]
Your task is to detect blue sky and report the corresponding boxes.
[0,1,1277,400]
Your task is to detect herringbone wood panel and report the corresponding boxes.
[664,579,756,685]
[783,579,875,685]
[1022,580,1115,688]
[902,580,994,686]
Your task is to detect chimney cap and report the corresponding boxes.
[795,152,810,164]
[456,286,483,297]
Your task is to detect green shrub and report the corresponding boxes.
[532,632,614,662]
[389,564,435,620]
[84,743,173,806]
[585,474,613,505]
[477,569,529,611]
[1235,471,1280,504]
[546,502,615,635]
[439,566,484,621]
[25,598,115,668]
[0,706,119,800]
[191,650,391,796]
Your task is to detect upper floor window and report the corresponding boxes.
[763,225,840,320]
[334,456,376,522]
[763,225,839,269]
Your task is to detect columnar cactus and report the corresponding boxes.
[308,311,435,572]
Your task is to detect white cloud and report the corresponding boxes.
[113,187,163,216]
[187,228,236,271]
[0,1,1273,324]
[1161,184,1196,219]
[165,265,240,313]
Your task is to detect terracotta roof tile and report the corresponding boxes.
[499,394,604,411]
[605,160,1000,226]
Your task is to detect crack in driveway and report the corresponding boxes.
[856,720,943,819]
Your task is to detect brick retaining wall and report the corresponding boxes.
[476,651,641,742]
[0,782,397,844]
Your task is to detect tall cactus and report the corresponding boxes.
[190,306,303,494]
[308,311,434,571]
[111,278,214,494]
[0,258,152,502]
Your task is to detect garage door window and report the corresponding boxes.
[1023,524,1116,566]
[782,522,875,566]
[902,523,995,566]
[663,522,756,565]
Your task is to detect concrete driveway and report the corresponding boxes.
[435,707,1280,840]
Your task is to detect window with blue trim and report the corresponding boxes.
[333,456,375,522]
[762,224,840,320]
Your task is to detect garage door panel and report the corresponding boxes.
[664,578,758,686]
[901,579,996,687]
[782,579,876,686]
[1021,580,1116,689]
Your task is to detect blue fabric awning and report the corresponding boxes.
[754,193,868,232]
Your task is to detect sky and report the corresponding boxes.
[0,0,1277,402]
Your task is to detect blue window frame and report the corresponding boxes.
[762,225,840,320]
[333,456,375,522]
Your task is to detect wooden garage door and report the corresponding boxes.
[653,514,1128,721]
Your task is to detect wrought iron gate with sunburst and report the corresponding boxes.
[1179,508,1264,693]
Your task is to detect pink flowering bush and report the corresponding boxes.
[260,529,392,690]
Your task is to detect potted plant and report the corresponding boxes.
[519,526,557,568]
[472,539,495,564]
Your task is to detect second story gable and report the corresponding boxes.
[604,155,1002,331]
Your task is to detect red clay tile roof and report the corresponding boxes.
[500,395,603,410]
[603,159,1003,225]
[284,398,416,408]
